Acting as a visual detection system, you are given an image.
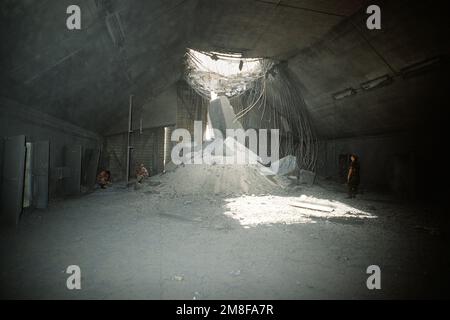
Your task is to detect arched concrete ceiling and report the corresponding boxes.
[0,0,364,133]
[288,0,450,138]
[0,0,448,138]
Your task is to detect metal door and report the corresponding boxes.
[0,135,26,225]
[64,145,82,195]
[32,140,50,208]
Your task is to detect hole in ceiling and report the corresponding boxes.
[185,48,272,99]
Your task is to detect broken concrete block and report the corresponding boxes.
[224,136,259,164]
[271,155,297,175]
[259,155,297,176]
[298,169,316,186]
[172,275,184,281]
[209,96,243,138]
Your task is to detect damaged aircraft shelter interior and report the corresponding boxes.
[0,0,449,300]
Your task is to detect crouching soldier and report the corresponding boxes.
[97,170,112,189]
[136,163,149,184]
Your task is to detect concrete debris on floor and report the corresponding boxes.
[1,163,448,299]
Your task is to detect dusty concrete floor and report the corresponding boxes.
[0,175,449,299]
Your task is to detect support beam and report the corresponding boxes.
[126,95,133,184]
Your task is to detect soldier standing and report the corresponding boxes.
[347,154,360,198]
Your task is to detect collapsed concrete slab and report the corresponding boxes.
[209,96,243,138]
[223,137,259,164]
[258,155,297,176]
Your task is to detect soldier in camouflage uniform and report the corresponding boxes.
[347,154,360,198]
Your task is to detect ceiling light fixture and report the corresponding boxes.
[401,56,441,78]
[361,74,393,90]
[332,88,357,100]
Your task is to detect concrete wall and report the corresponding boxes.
[316,133,414,193]
[284,0,449,199]
[316,125,449,199]
[101,83,183,181]
[0,97,102,198]
[106,84,178,136]
[103,127,167,182]
[176,81,208,136]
